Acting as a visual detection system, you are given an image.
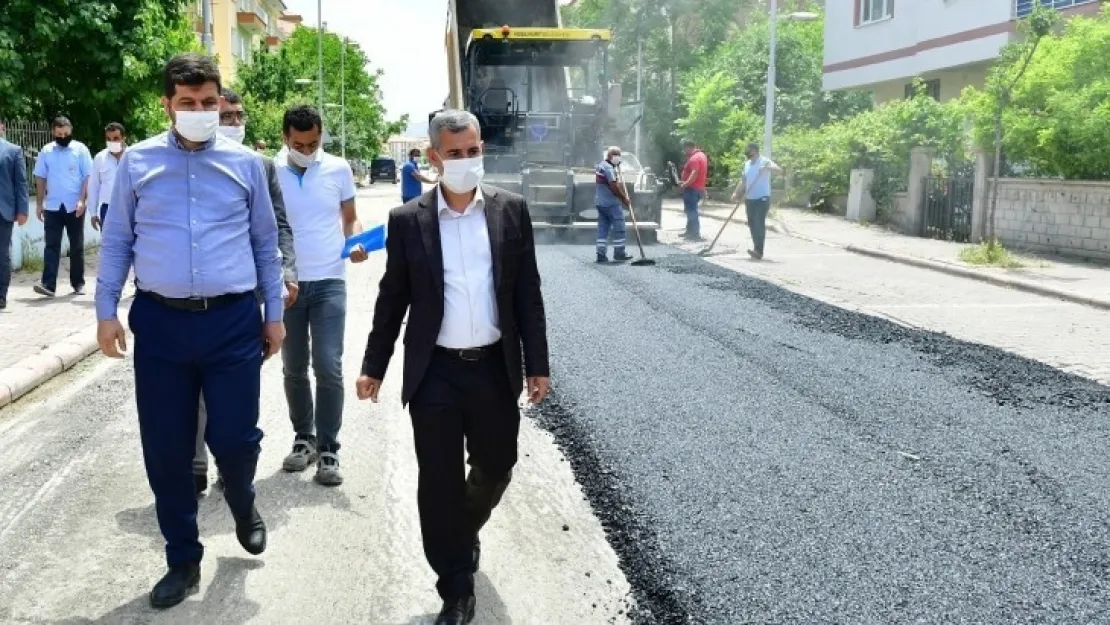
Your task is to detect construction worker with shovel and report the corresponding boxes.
[595,146,635,264]
[731,142,783,260]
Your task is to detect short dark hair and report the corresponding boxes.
[105,122,126,135]
[163,53,222,99]
[282,105,322,135]
[53,117,72,130]
[409,148,421,158]
[221,88,242,105]
[746,142,760,153]
[681,139,696,149]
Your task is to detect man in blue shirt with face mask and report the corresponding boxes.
[401,147,436,204]
[32,116,93,297]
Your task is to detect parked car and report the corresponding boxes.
[369,157,397,184]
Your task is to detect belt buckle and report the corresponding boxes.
[458,348,481,362]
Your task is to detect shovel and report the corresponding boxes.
[616,165,655,266]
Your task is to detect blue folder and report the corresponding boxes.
[341,223,387,259]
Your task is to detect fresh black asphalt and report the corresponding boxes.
[530,246,1110,624]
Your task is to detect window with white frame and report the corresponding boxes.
[859,0,893,25]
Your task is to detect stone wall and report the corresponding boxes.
[987,179,1110,262]
[10,196,102,270]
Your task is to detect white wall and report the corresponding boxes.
[10,198,103,270]
[823,0,1014,92]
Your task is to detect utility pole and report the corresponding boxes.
[341,36,347,160]
[763,0,778,159]
[635,7,642,156]
[202,0,213,55]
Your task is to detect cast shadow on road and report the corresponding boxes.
[394,573,511,625]
[43,557,262,625]
[114,468,355,551]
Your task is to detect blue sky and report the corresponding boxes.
[282,0,449,133]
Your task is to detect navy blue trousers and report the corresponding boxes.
[129,291,264,567]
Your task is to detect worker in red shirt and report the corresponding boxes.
[679,139,708,240]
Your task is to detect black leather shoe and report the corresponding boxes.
[235,505,267,555]
[435,595,476,625]
[194,473,207,497]
[149,562,200,609]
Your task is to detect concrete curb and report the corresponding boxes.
[844,245,1110,311]
[667,206,1110,311]
[0,322,101,409]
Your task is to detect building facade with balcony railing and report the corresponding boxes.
[823,0,1103,104]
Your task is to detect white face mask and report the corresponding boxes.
[286,146,317,168]
[439,156,484,194]
[611,156,621,166]
[107,141,124,154]
[218,125,246,144]
[174,110,219,143]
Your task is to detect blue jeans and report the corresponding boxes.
[595,204,627,259]
[745,197,771,255]
[281,279,347,452]
[682,189,703,238]
[130,291,263,567]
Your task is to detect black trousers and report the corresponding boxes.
[42,206,84,292]
[408,345,521,600]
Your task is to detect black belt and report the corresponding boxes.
[435,341,501,362]
[140,289,253,312]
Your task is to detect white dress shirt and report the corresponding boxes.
[436,186,502,349]
[87,148,122,208]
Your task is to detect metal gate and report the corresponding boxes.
[921,176,974,243]
[1,119,51,184]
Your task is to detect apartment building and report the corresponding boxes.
[822,0,1103,104]
[191,0,298,83]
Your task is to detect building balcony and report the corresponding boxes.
[237,11,266,33]
[266,35,281,47]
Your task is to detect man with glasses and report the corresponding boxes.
[190,87,299,497]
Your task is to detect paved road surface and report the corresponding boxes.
[3,187,1110,624]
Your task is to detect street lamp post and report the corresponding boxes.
[317,11,326,131]
[202,0,214,55]
[764,6,819,159]
[340,36,346,160]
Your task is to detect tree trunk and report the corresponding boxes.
[988,102,1003,246]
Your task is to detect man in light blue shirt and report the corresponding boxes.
[0,122,29,309]
[732,142,783,260]
[95,53,285,610]
[32,116,93,297]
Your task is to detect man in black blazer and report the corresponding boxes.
[357,110,550,624]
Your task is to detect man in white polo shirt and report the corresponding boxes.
[275,104,367,486]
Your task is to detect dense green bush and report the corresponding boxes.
[775,91,971,213]
[962,7,1110,180]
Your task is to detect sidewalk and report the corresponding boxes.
[0,249,133,407]
[664,199,1110,309]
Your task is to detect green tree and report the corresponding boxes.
[674,9,870,184]
[0,0,200,145]
[563,0,764,168]
[234,27,399,161]
[972,5,1056,244]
